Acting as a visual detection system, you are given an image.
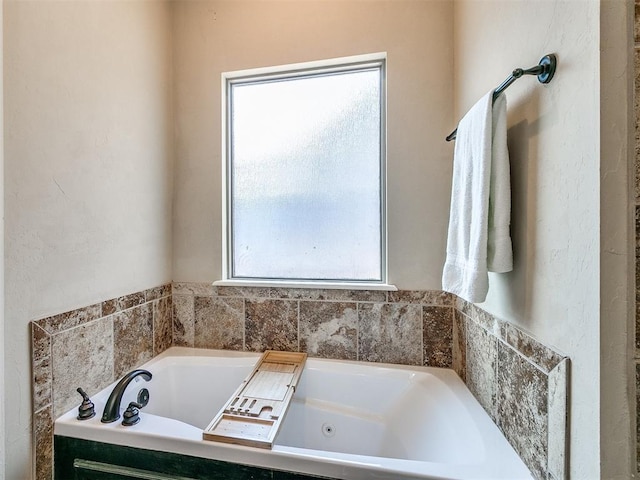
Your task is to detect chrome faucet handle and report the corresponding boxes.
[76,387,95,420]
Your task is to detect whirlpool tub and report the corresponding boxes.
[54,347,532,480]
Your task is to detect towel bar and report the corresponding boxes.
[446,53,557,142]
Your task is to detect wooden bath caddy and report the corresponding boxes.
[203,350,307,449]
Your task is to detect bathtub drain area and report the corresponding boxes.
[321,423,336,438]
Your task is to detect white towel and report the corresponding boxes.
[442,91,513,303]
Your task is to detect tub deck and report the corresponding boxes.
[55,347,533,480]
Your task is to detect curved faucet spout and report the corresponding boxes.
[101,369,152,423]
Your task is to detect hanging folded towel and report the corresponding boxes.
[442,90,513,304]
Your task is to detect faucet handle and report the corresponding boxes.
[122,402,143,426]
[76,387,95,420]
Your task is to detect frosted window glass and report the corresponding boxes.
[229,65,383,281]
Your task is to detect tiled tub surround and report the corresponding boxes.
[172,283,454,366]
[636,7,640,468]
[30,282,568,480]
[454,298,568,480]
[30,284,172,480]
[635,1,640,467]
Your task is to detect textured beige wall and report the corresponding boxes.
[3,1,631,478]
[3,2,174,478]
[599,1,634,477]
[0,0,5,475]
[171,0,454,288]
[454,1,633,478]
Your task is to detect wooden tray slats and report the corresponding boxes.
[203,350,307,449]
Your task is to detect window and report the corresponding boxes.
[222,54,386,285]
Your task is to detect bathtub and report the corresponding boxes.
[55,347,532,480]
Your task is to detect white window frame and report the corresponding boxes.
[216,53,395,291]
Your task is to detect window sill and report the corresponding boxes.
[213,279,398,291]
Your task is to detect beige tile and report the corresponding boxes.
[300,301,357,360]
[173,294,194,347]
[32,323,52,412]
[452,309,466,381]
[216,286,272,298]
[194,296,244,350]
[34,406,53,480]
[636,206,640,351]
[245,299,298,352]
[35,303,102,335]
[389,290,452,306]
[102,291,145,316]
[423,306,453,368]
[496,342,548,480]
[172,282,216,296]
[113,304,153,378]
[271,288,337,301]
[548,359,569,480]
[358,302,422,365]
[336,290,387,303]
[454,295,473,318]
[637,362,640,473]
[635,49,640,201]
[636,0,640,44]
[465,318,497,419]
[146,283,171,302]
[51,318,114,418]
[501,322,564,374]
[153,296,173,355]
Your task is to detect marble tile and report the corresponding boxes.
[637,206,640,350]
[34,406,53,480]
[113,304,153,379]
[454,295,473,318]
[548,359,569,480]
[172,282,216,296]
[216,286,271,298]
[496,342,548,480]
[472,304,501,337]
[194,296,244,350]
[245,299,298,352]
[452,309,466,381]
[299,301,357,360]
[635,49,640,201]
[501,322,564,374]
[32,323,51,364]
[637,294,640,353]
[636,1,640,44]
[102,291,146,316]
[271,288,338,301]
[35,303,102,335]
[146,283,171,302]
[636,204,640,249]
[337,290,387,303]
[388,290,452,306]
[465,318,497,418]
[358,303,422,365]
[270,288,386,303]
[153,296,173,355]
[173,294,195,347]
[422,306,453,367]
[51,318,114,418]
[637,362,640,473]
[32,323,52,412]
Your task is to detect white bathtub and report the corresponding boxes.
[55,347,532,480]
